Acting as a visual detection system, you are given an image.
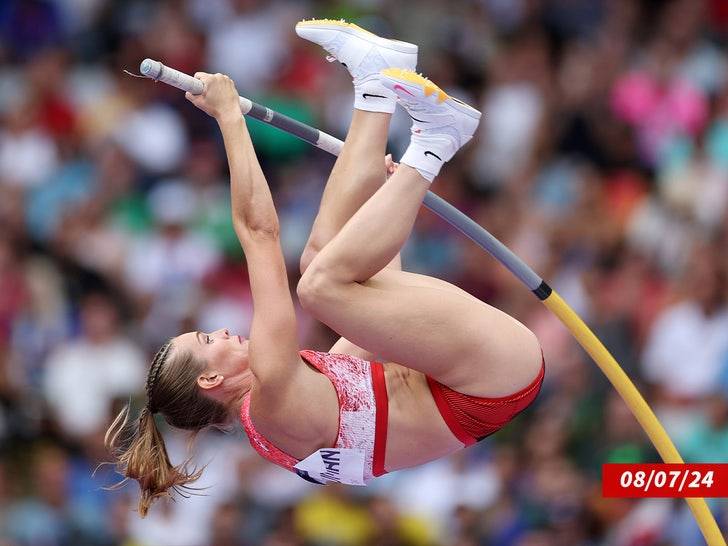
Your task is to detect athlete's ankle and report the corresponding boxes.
[379,69,481,182]
[400,137,453,182]
[354,77,397,113]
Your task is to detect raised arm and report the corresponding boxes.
[185,73,301,388]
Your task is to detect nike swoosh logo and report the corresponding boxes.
[393,84,415,97]
[408,113,426,123]
[424,150,442,161]
[362,93,387,100]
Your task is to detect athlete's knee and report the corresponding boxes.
[301,231,330,274]
[297,261,340,310]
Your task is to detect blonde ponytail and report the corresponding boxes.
[105,341,228,517]
[105,404,203,517]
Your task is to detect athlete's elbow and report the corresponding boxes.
[236,220,281,241]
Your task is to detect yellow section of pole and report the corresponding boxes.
[542,290,726,546]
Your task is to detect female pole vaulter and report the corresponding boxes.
[107,19,544,516]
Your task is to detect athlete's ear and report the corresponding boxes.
[197,373,224,390]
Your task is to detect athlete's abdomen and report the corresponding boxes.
[381,363,463,471]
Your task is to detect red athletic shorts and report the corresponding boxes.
[426,359,545,445]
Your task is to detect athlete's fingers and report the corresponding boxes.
[194,72,211,92]
[385,154,398,177]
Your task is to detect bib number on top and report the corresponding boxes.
[294,448,366,486]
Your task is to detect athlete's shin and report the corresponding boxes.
[305,164,428,285]
[341,110,391,173]
[303,109,391,269]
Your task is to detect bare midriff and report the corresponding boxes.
[380,362,464,472]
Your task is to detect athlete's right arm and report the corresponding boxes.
[186,74,338,452]
[187,74,301,387]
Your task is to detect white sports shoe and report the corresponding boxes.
[295,19,417,113]
[379,68,481,182]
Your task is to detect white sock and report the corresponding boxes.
[349,47,398,113]
[399,135,456,182]
[353,78,396,113]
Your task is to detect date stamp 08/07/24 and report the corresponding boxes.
[602,464,728,497]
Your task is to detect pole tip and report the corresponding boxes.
[139,59,161,79]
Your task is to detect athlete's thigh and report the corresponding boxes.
[372,268,484,304]
[316,269,542,397]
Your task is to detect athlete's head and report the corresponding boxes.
[105,328,251,516]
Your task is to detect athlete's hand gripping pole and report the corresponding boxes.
[139,59,343,156]
[136,59,725,546]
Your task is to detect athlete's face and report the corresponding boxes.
[172,329,251,395]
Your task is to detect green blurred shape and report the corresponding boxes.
[246,95,317,162]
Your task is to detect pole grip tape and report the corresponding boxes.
[140,59,204,94]
[139,59,253,114]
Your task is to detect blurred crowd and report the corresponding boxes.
[0,0,727,545]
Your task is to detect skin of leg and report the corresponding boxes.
[298,165,542,397]
[300,109,400,359]
[301,266,542,397]
[300,110,399,275]
[302,163,430,283]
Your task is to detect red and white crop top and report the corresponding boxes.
[240,350,389,485]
